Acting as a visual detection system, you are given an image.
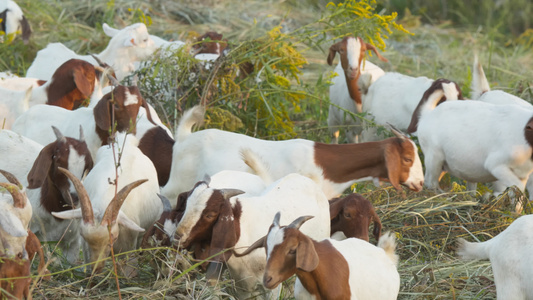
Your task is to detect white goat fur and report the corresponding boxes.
[0,85,31,129]
[0,129,89,262]
[53,133,162,266]
[360,72,462,142]
[457,215,533,300]
[416,83,533,205]
[26,23,156,81]
[0,185,31,259]
[177,173,331,299]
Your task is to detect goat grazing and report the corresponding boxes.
[0,0,31,44]
[457,214,533,300]
[26,23,156,81]
[0,127,93,263]
[235,212,400,300]
[52,132,162,274]
[12,83,155,161]
[330,193,382,242]
[161,105,424,206]
[327,36,388,143]
[408,79,533,211]
[175,173,330,299]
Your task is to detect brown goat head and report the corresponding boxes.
[47,59,97,110]
[192,31,228,56]
[329,194,381,243]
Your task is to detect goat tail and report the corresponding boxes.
[378,231,399,267]
[240,148,273,185]
[456,238,491,260]
[470,54,491,100]
[176,105,206,142]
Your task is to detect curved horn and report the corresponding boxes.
[79,125,85,142]
[232,236,266,257]
[288,215,314,230]
[107,74,120,86]
[157,194,172,212]
[0,169,23,190]
[90,54,106,67]
[132,74,139,86]
[57,167,94,225]
[52,126,66,143]
[219,189,245,200]
[202,174,211,186]
[101,179,148,226]
[0,183,26,209]
[387,123,407,139]
[272,211,281,227]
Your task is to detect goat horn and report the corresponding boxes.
[232,236,266,257]
[107,74,120,86]
[157,194,172,212]
[57,167,94,225]
[52,126,66,143]
[90,54,106,67]
[219,189,245,200]
[132,74,138,86]
[94,65,105,73]
[79,125,85,142]
[0,183,26,209]
[101,179,148,226]
[387,123,407,139]
[202,174,211,186]
[0,169,23,190]
[288,215,314,230]
[272,211,281,227]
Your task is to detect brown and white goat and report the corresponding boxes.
[12,83,156,161]
[327,36,388,143]
[162,105,424,205]
[236,213,400,300]
[330,193,382,243]
[191,31,227,56]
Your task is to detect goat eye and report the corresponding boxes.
[343,213,352,219]
[288,249,296,255]
[403,158,412,163]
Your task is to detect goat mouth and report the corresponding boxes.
[403,182,423,192]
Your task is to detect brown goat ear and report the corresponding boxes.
[208,202,237,263]
[364,42,388,62]
[93,94,111,131]
[328,197,344,220]
[327,44,339,66]
[73,67,94,99]
[371,210,382,243]
[296,237,319,272]
[27,143,55,189]
[384,142,403,193]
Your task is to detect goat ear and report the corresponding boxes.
[364,42,388,62]
[27,143,55,189]
[327,44,339,66]
[140,97,157,126]
[208,202,237,263]
[51,208,83,220]
[328,197,344,220]
[0,210,28,238]
[73,66,95,99]
[372,209,382,243]
[123,31,137,47]
[102,23,119,37]
[20,16,32,44]
[384,143,403,192]
[117,211,145,232]
[296,237,319,272]
[93,94,112,131]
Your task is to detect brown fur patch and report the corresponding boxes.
[47,59,96,110]
[138,127,175,186]
[329,193,381,243]
[524,116,533,159]
[193,32,227,55]
[0,256,31,299]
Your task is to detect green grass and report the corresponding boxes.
[2,0,533,299]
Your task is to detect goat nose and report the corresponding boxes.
[264,275,273,286]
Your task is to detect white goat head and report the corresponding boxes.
[102,22,156,61]
[0,0,32,44]
[51,167,147,274]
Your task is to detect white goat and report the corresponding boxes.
[0,128,94,263]
[161,105,424,206]
[0,0,31,44]
[52,132,162,274]
[327,36,388,143]
[12,84,155,161]
[408,79,533,211]
[26,23,156,81]
[0,85,31,129]
[457,214,533,300]
[175,173,330,299]
[235,213,400,300]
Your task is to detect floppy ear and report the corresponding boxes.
[384,142,403,192]
[27,143,55,189]
[296,237,319,272]
[208,202,237,263]
[123,31,137,47]
[20,16,32,44]
[327,43,339,66]
[372,209,382,243]
[0,210,28,238]
[117,211,145,232]
[51,208,83,220]
[328,197,344,220]
[93,94,112,131]
[73,67,95,99]
[364,42,388,62]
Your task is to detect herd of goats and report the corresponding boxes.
[1,0,533,299]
